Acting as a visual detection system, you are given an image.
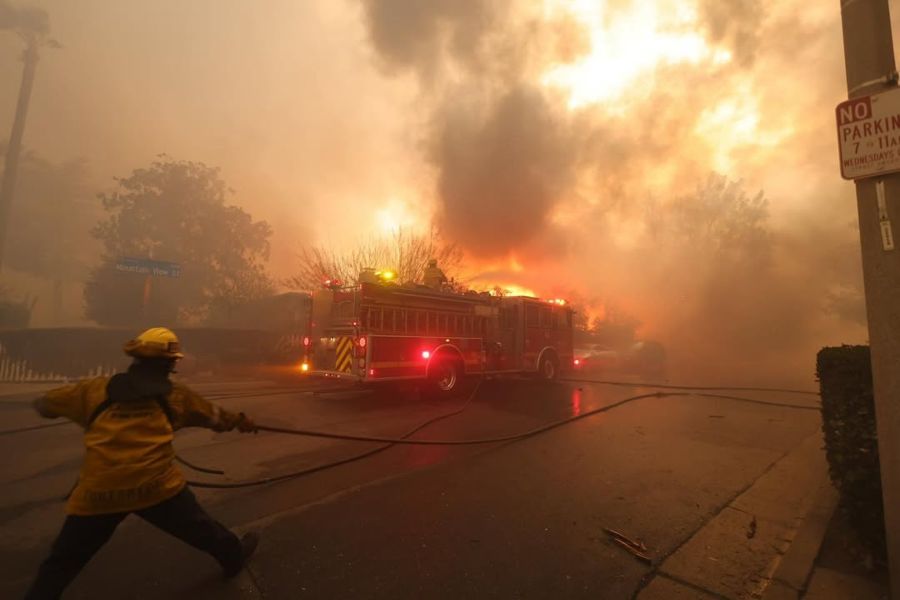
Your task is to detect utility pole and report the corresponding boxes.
[0,40,39,272]
[839,0,900,595]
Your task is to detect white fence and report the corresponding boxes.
[0,343,116,383]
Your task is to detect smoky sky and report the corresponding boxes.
[361,0,501,80]
[0,0,48,37]
[431,85,577,255]
[697,0,764,67]
[0,1,880,383]
[358,0,872,384]
[361,0,585,258]
[356,0,779,259]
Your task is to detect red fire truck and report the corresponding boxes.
[300,279,574,394]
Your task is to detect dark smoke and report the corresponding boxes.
[432,85,577,256]
[0,0,49,38]
[697,0,764,67]
[358,0,864,386]
[360,0,502,79]
[361,0,587,258]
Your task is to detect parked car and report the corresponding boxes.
[573,341,666,379]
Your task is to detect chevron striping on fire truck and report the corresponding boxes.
[334,337,354,373]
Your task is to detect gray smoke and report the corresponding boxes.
[361,0,586,258]
[358,0,767,257]
[358,0,866,386]
[431,84,577,256]
[0,0,49,38]
[360,0,501,79]
[697,0,764,67]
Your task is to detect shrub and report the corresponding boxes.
[0,292,31,329]
[817,345,886,560]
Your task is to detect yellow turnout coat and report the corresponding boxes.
[35,374,244,516]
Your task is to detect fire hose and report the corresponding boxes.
[183,384,819,490]
[185,379,488,489]
[0,379,822,493]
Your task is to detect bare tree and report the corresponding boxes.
[286,227,463,291]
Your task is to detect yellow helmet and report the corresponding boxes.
[123,327,184,359]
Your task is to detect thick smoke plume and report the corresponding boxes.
[432,85,577,255]
[362,0,585,258]
[359,0,866,386]
[698,0,764,67]
[0,1,866,386]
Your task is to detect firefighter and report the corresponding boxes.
[423,258,447,290]
[25,327,259,600]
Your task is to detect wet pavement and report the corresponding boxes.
[0,376,823,599]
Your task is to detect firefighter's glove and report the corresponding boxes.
[236,412,258,434]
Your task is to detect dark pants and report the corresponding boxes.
[24,487,242,600]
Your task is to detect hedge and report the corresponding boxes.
[817,345,886,560]
[0,300,30,329]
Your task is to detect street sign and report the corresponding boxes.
[115,257,181,278]
[837,87,900,179]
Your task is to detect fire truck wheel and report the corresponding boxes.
[538,354,560,382]
[427,356,464,397]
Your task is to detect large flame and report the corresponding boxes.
[494,284,538,298]
[542,0,732,109]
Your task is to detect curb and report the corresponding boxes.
[0,382,62,399]
[762,480,839,599]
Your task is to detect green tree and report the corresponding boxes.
[84,158,273,326]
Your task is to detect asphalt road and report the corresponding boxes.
[0,375,822,599]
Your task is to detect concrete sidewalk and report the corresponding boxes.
[760,477,889,600]
[638,431,832,599]
[636,426,888,599]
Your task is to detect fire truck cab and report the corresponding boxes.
[302,278,573,394]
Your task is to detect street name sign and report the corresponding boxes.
[115,257,181,277]
[837,87,900,180]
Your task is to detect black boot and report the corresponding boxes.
[224,532,259,578]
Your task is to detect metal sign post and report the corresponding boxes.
[839,0,900,595]
[115,257,181,321]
